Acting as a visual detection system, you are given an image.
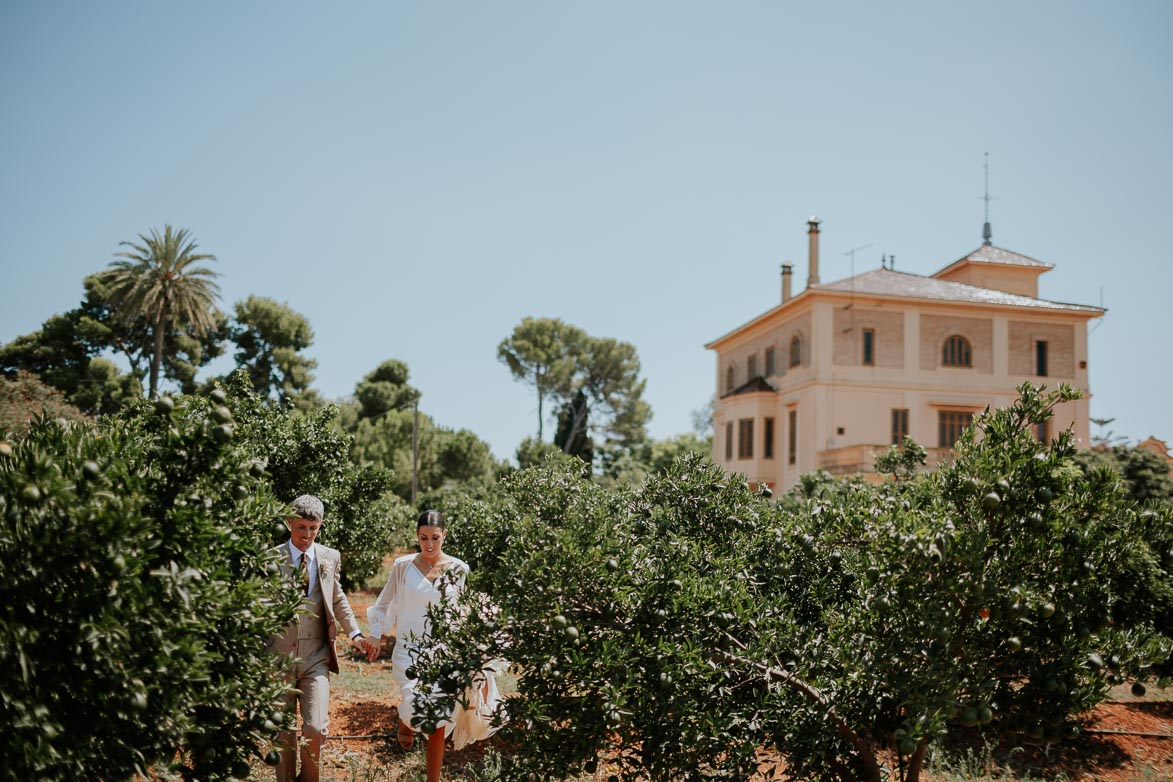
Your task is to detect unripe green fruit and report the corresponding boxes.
[898,737,917,756]
[563,626,580,641]
[1132,682,1147,697]
[21,484,41,503]
[0,441,13,458]
[264,750,281,766]
[552,614,568,628]
[211,406,233,424]
[231,760,251,780]
[212,424,234,443]
[82,460,101,480]
[210,388,228,405]
[981,492,1001,511]
[155,396,174,415]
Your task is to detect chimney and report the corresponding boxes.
[781,263,793,302]
[807,215,821,287]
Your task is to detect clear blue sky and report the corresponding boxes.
[2,2,1171,460]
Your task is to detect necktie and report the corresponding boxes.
[298,553,311,596]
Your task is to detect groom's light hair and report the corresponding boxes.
[290,494,325,522]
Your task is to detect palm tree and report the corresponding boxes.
[102,225,222,398]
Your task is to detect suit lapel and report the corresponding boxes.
[316,546,334,615]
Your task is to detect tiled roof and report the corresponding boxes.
[720,376,776,398]
[942,244,1054,271]
[817,268,1103,313]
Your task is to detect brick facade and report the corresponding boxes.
[833,308,904,368]
[920,314,994,374]
[1008,321,1075,378]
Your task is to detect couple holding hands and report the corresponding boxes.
[266,498,500,782]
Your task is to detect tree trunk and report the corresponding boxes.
[904,742,927,782]
[713,648,885,782]
[149,310,165,398]
[561,400,589,455]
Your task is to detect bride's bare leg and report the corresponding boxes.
[425,726,445,782]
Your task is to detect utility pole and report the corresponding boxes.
[411,392,420,506]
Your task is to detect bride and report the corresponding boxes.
[365,510,501,782]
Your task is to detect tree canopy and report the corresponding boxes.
[499,318,651,462]
[226,295,320,411]
[338,359,500,507]
[497,317,580,439]
[409,385,1172,782]
[100,225,223,398]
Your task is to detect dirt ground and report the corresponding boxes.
[310,591,1173,782]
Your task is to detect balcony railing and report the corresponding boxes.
[817,444,955,477]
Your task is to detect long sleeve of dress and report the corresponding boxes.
[367,557,406,640]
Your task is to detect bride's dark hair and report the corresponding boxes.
[417,509,445,529]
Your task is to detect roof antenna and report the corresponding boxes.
[982,152,993,245]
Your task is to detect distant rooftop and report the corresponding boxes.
[720,375,776,398]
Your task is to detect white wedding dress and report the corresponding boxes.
[368,554,504,748]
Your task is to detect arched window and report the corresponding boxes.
[725,364,735,393]
[789,335,803,368]
[942,335,972,367]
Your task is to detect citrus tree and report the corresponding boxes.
[216,370,413,589]
[408,385,1172,782]
[0,394,300,781]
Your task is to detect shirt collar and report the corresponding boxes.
[288,540,316,564]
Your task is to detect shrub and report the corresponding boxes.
[0,370,88,435]
[408,385,1173,782]
[215,371,412,590]
[0,397,300,782]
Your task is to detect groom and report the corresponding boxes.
[265,494,376,782]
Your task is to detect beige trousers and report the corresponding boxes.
[275,639,331,782]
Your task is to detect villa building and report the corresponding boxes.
[705,217,1104,492]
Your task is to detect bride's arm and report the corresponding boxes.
[367,557,404,640]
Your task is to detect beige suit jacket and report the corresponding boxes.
[265,542,361,674]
